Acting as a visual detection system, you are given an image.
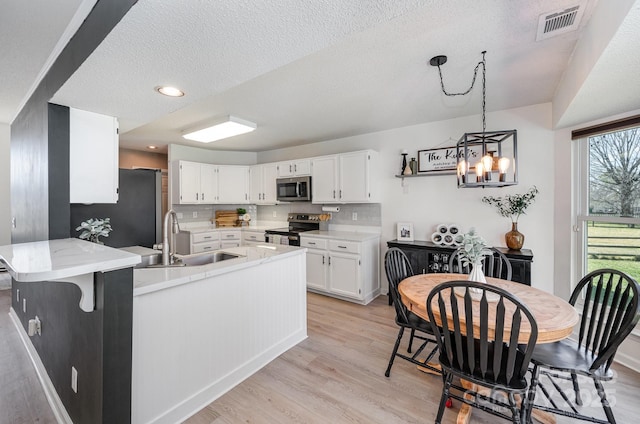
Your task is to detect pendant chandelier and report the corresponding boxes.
[430,51,518,188]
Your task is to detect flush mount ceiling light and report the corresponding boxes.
[182,116,257,143]
[430,51,518,188]
[147,145,158,150]
[155,85,184,97]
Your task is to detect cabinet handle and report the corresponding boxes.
[203,246,212,250]
[333,190,336,199]
[308,242,316,245]
[339,189,342,198]
[289,164,292,172]
[328,257,331,265]
[294,164,297,172]
[202,193,205,201]
[322,256,325,264]
[203,236,212,239]
[226,235,234,238]
[338,245,347,249]
[245,193,248,200]
[196,193,199,200]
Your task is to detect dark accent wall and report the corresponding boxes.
[9,1,139,423]
[10,0,138,243]
[48,104,71,239]
[12,268,133,424]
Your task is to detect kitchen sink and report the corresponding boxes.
[137,251,243,268]
[178,251,242,266]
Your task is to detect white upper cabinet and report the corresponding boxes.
[277,159,311,177]
[312,150,379,203]
[311,156,339,203]
[172,161,215,204]
[218,166,249,204]
[171,161,249,204]
[250,163,278,204]
[69,108,119,203]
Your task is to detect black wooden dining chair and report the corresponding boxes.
[448,247,513,281]
[524,269,640,424]
[427,280,538,424]
[384,248,439,377]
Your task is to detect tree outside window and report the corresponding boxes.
[584,127,640,280]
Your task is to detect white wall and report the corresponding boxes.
[0,123,10,245]
[260,103,556,292]
[169,143,257,165]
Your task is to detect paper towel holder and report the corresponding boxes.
[322,206,340,213]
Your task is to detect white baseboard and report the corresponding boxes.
[151,329,308,424]
[9,308,72,424]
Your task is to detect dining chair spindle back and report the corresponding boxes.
[525,269,640,424]
[383,248,439,377]
[427,280,538,424]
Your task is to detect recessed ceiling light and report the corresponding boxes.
[155,86,184,97]
[182,116,257,143]
[147,145,158,150]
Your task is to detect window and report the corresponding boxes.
[576,127,640,282]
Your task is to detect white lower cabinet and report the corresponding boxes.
[242,229,266,246]
[300,233,380,304]
[220,229,241,248]
[175,229,220,254]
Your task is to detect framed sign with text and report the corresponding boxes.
[417,145,483,174]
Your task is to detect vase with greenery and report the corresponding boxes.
[76,217,113,244]
[458,228,493,284]
[481,186,539,250]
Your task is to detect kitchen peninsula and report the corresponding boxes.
[1,239,307,424]
[131,244,307,424]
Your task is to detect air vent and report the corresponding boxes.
[536,5,584,41]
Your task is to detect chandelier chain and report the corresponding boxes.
[434,51,487,133]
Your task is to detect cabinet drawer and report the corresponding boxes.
[328,240,360,254]
[193,232,219,243]
[220,230,240,240]
[220,241,241,248]
[244,232,265,242]
[301,238,327,249]
[192,241,220,253]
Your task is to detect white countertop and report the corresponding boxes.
[0,238,141,282]
[300,230,380,242]
[133,244,304,296]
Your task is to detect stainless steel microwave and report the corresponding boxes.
[276,176,311,202]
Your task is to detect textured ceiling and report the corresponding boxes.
[0,0,94,124]
[7,0,640,152]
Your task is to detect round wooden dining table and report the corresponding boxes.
[398,273,579,424]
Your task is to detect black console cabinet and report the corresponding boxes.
[386,240,534,303]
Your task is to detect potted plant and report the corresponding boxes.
[458,228,493,283]
[76,217,113,244]
[481,186,538,250]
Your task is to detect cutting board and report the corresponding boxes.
[214,210,239,227]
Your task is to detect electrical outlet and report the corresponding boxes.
[352,212,358,221]
[192,211,198,218]
[272,211,277,217]
[23,298,26,313]
[71,367,78,393]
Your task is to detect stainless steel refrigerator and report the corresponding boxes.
[70,168,162,248]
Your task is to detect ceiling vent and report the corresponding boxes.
[536,5,584,41]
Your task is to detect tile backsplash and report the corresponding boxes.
[172,204,257,224]
[171,202,380,227]
[256,203,381,226]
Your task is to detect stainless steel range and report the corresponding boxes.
[265,213,329,246]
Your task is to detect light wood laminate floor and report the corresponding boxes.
[2,286,640,424]
[186,292,640,424]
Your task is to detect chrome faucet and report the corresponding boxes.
[162,209,181,265]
